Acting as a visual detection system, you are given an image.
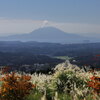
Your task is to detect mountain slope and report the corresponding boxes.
[0,27,88,43]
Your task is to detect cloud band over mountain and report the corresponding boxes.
[0,19,100,37]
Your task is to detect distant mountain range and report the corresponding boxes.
[0,27,99,43]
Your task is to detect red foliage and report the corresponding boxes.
[88,76,100,94]
[1,66,10,74]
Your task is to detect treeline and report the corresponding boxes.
[0,41,100,69]
[0,52,63,66]
[0,41,100,56]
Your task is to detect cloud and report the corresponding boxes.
[41,20,49,28]
[0,19,43,36]
[51,22,100,34]
[0,18,100,36]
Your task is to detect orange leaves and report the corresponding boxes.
[22,75,31,81]
[0,72,35,100]
[1,66,10,74]
[88,76,100,94]
[90,76,100,81]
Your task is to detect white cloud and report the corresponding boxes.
[0,19,100,36]
[50,22,100,34]
[41,20,49,28]
[0,19,43,36]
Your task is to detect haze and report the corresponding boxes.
[0,0,100,37]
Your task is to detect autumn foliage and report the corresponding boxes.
[0,64,99,100]
[1,66,10,74]
[88,76,100,94]
[0,72,35,100]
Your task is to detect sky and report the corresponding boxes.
[0,0,100,36]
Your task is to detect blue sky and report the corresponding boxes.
[0,0,100,36]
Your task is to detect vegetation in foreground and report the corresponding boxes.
[0,62,100,100]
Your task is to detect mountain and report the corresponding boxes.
[83,33,100,38]
[0,27,90,43]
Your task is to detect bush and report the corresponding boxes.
[53,71,87,93]
[0,72,35,100]
[88,76,100,94]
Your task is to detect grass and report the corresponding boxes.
[26,92,42,100]
[0,62,100,100]
[54,56,72,60]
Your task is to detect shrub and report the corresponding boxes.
[1,66,10,74]
[0,72,35,100]
[88,76,100,94]
[52,71,87,93]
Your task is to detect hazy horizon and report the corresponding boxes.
[0,0,100,37]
